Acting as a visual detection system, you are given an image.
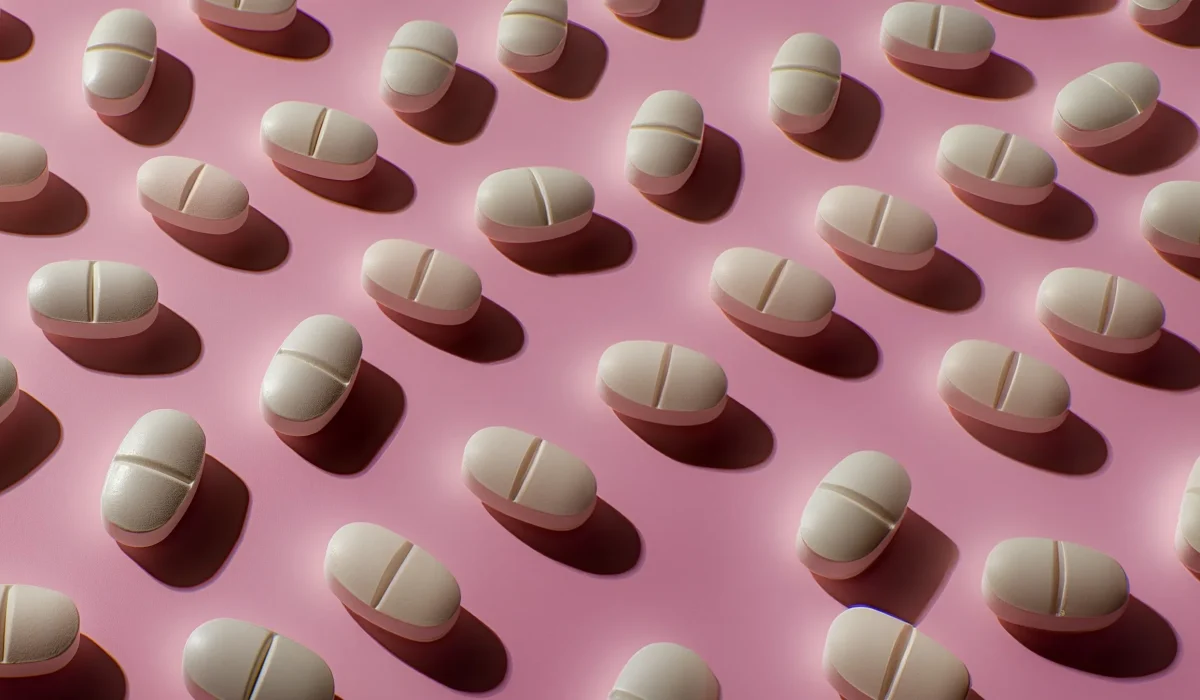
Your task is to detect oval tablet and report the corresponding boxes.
[102,409,205,548]
[611,642,720,700]
[1141,181,1200,258]
[190,0,298,32]
[260,102,378,182]
[137,156,250,235]
[596,340,728,427]
[0,355,16,426]
[496,0,568,74]
[606,0,661,17]
[626,90,705,196]
[816,185,937,271]
[1130,0,1192,24]
[260,315,362,437]
[709,247,836,338]
[324,522,462,642]
[1175,457,1200,572]
[0,585,81,679]
[769,33,842,135]
[824,607,970,700]
[1053,62,1160,148]
[1036,267,1164,354]
[83,9,157,116]
[936,125,1057,206]
[362,239,482,326]
[796,451,911,580]
[183,618,335,700]
[475,167,595,243]
[380,21,457,114]
[880,2,995,70]
[983,537,1129,632]
[937,339,1070,434]
[0,133,49,203]
[28,260,160,340]
[462,426,598,531]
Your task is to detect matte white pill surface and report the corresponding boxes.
[496,0,568,74]
[625,90,705,196]
[0,585,81,679]
[1130,0,1192,26]
[83,9,157,116]
[709,247,836,338]
[983,538,1130,632]
[1176,457,1200,572]
[362,239,482,326]
[380,21,458,114]
[27,260,160,340]
[183,618,335,700]
[1141,181,1200,258]
[769,33,842,135]
[0,355,16,426]
[596,340,728,427]
[0,133,49,203]
[324,522,462,642]
[137,156,250,235]
[936,125,1057,206]
[610,642,720,700]
[190,0,298,32]
[1053,62,1160,148]
[816,185,937,271]
[880,2,995,70]
[605,0,661,17]
[937,339,1070,434]
[1036,267,1164,354]
[475,167,595,243]
[260,315,362,437]
[260,102,378,181]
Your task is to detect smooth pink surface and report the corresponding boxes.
[2,1,1200,699]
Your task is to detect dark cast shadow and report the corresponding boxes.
[788,75,882,161]
[0,392,61,493]
[888,53,1034,100]
[99,49,193,146]
[0,11,34,61]
[643,125,742,223]
[517,23,606,100]
[1157,250,1200,282]
[1143,1,1200,46]
[1069,103,1198,176]
[726,313,879,380]
[837,249,983,313]
[274,158,414,214]
[976,0,1118,18]
[615,397,774,470]
[1051,331,1200,392]
[950,409,1109,475]
[953,184,1095,241]
[156,207,290,272]
[46,305,202,376]
[0,636,126,700]
[489,214,634,275]
[484,498,642,576]
[618,0,705,40]
[398,66,496,145]
[352,608,508,693]
[381,298,525,364]
[0,174,88,235]
[201,10,330,60]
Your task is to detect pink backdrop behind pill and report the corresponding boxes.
[1,0,1198,697]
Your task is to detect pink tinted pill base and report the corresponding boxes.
[190,0,298,32]
[880,38,990,72]
[0,168,49,203]
[936,376,1067,434]
[1053,103,1157,149]
[138,191,249,236]
[464,471,596,532]
[326,574,461,643]
[935,156,1053,207]
[0,635,81,679]
[362,276,480,326]
[708,281,832,338]
[0,391,18,425]
[982,588,1129,634]
[796,520,901,581]
[262,366,360,437]
[497,42,565,75]
[85,59,157,118]
[31,304,159,341]
[475,210,593,244]
[596,379,728,427]
[260,139,377,182]
[1036,304,1162,356]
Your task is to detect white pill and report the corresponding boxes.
[936,125,1057,206]
[83,9,157,116]
[1053,62,1160,148]
[260,101,379,182]
[190,0,298,32]
[137,156,250,235]
[626,90,705,196]
[1036,267,1164,354]
[605,0,661,17]
[880,2,995,70]
[816,185,937,271]
[260,315,362,437]
[183,619,335,700]
[1176,457,1200,572]
[1129,0,1192,26]
[380,21,457,114]
[0,355,16,426]
[1141,181,1200,258]
[769,33,841,135]
[0,585,81,679]
[0,133,49,203]
[709,247,836,338]
[474,166,595,243]
[324,522,462,642]
[937,339,1070,434]
[496,0,568,74]
[596,340,728,427]
[27,260,159,340]
[610,642,720,700]
[361,239,482,326]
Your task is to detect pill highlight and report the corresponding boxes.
[597,340,728,427]
[381,21,457,114]
[816,185,937,271]
[0,133,49,203]
[1036,267,1164,354]
[28,260,160,339]
[260,101,379,181]
[1141,181,1200,258]
[610,642,720,700]
[183,618,335,700]
[626,90,705,196]
[1053,62,1160,148]
[937,339,1070,434]
[260,315,362,437]
[769,33,842,135]
[0,355,16,426]
[190,0,298,33]
[1176,457,1200,572]
[880,2,995,70]
[362,239,482,326]
[0,585,80,678]
[497,0,568,74]
[605,0,661,17]
[709,247,836,338]
[137,156,250,235]
[83,9,157,116]
[936,125,1056,206]
[475,167,595,243]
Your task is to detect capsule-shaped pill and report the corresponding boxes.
[137,156,250,235]
[596,340,728,427]
[816,185,937,271]
[0,585,81,679]
[324,522,462,642]
[626,90,705,196]
[1036,268,1164,354]
[983,537,1129,632]
[797,452,911,580]
[260,315,362,437]
[102,409,205,548]
[1175,457,1200,572]
[83,9,157,116]
[1130,0,1192,25]
[937,339,1070,434]
[497,0,568,74]
[824,607,971,700]
[936,125,1057,206]
[361,239,482,326]
[475,167,595,243]
[1054,62,1160,148]
[380,21,457,114]
[190,0,298,32]
[709,247,836,338]
[0,355,17,426]
[182,618,335,700]
[28,260,160,340]
[605,0,661,17]
[769,33,841,135]
[610,643,721,700]
[260,101,378,182]
[1141,181,1200,258]
[462,426,598,531]
[880,2,995,70]
[0,133,49,203]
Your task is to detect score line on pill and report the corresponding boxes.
[497,0,568,74]
[1036,267,1164,354]
[880,2,995,71]
[260,315,362,437]
[190,0,298,32]
[597,340,729,426]
[769,33,842,135]
[937,339,1070,434]
[261,101,379,181]
[710,247,836,338]
[1053,62,1160,148]
[138,156,250,235]
[183,618,335,700]
[381,21,458,114]
[83,9,157,116]
[816,185,938,271]
[28,260,160,339]
[626,90,705,196]
[475,167,594,243]
[0,133,49,203]
[0,585,81,678]
[936,125,1057,206]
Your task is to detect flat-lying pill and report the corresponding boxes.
[824,607,970,700]
[1141,181,1200,257]
[102,409,205,548]
[260,315,362,437]
[462,426,598,531]
[1036,267,1164,354]
[183,618,334,700]
[475,167,595,243]
[0,585,80,679]
[0,355,16,425]
[1053,62,1159,148]
[1175,457,1200,572]
[27,260,159,340]
[596,340,728,427]
[626,90,705,196]
[83,9,157,116]
[380,21,457,114]
[796,451,911,580]
[1130,0,1192,26]
[816,185,937,271]
[769,33,841,135]
[190,0,298,32]
[936,125,1057,206]
[937,339,1070,434]
[709,247,836,338]
[260,102,378,181]
[0,133,49,203]
[610,642,720,700]
[362,239,482,326]
[496,0,568,74]
[324,522,462,642]
[983,537,1130,632]
[880,2,995,70]
[605,0,661,17]
[137,156,250,235]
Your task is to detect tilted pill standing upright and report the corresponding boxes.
[1053,62,1160,148]
[625,91,705,196]
[0,355,17,425]
[0,585,81,678]
[769,33,841,135]
[1141,181,1200,258]
[190,0,298,32]
[28,260,160,340]
[496,0,568,74]
[260,315,362,437]
[362,239,482,326]
[380,21,458,114]
[816,185,938,271]
[475,167,595,243]
[137,156,250,235]
[1036,267,1164,354]
[0,133,49,203]
[936,125,1057,206]
[596,340,728,426]
[709,247,836,338]
[610,642,721,700]
[260,102,378,181]
[1129,0,1192,26]
[937,339,1070,434]
[1176,458,1200,572]
[182,618,335,700]
[880,2,995,70]
[83,9,157,116]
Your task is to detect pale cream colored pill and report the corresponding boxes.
[596,340,728,427]
[0,585,81,678]
[983,537,1130,632]
[937,339,1070,434]
[27,260,160,340]
[709,247,836,338]
[1175,457,1200,572]
[260,315,363,437]
[83,9,157,116]
[182,618,335,700]
[324,522,462,642]
[380,21,458,114]
[0,133,49,203]
[362,239,482,326]
[936,125,1057,206]
[1054,62,1160,148]
[137,156,250,235]
[190,0,298,33]
[475,167,595,243]
[0,355,16,425]
[606,0,661,17]
[496,0,568,74]
[610,642,720,700]
[625,90,705,196]
[1036,268,1164,354]
[1130,0,1193,25]
[1141,181,1200,258]
[769,33,842,135]
[260,101,379,181]
[816,185,937,271]
[880,2,995,70]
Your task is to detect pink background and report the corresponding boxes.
[1,0,1199,697]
